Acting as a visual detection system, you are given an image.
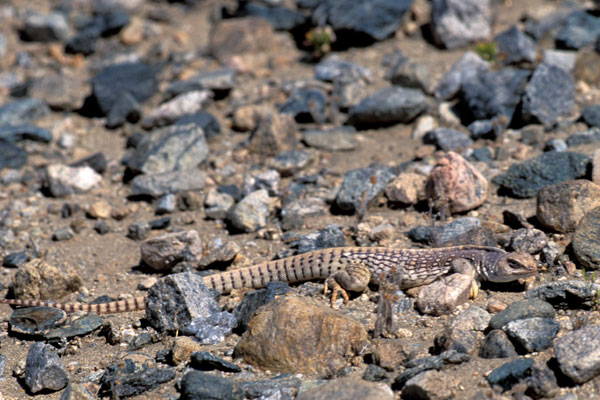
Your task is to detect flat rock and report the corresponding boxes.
[234,296,368,377]
[302,127,356,151]
[45,164,102,197]
[140,230,203,271]
[488,299,555,330]
[554,325,600,384]
[0,141,27,169]
[29,73,87,111]
[423,128,473,151]
[504,317,559,353]
[493,151,590,198]
[335,164,397,212]
[536,180,600,232]
[430,0,491,49]
[426,152,488,213]
[298,377,393,400]
[130,169,206,197]
[125,123,208,175]
[572,206,600,270]
[180,371,241,400]
[525,280,600,309]
[347,86,428,127]
[403,370,460,400]
[0,98,49,125]
[487,358,534,391]
[141,90,212,129]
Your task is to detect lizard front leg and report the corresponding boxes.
[324,260,371,307]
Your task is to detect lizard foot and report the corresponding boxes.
[325,276,349,308]
[470,280,479,299]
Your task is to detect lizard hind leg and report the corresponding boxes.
[324,260,371,307]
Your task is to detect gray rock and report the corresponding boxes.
[243,170,280,196]
[315,58,371,83]
[487,358,534,391]
[521,63,574,127]
[430,0,491,49]
[228,189,270,233]
[156,193,176,214]
[431,217,482,246]
[165,68,236,98]
[434,325,478,354]
[566,127,600,147]
[450,306,491,331]
[24,342,68,394]
[176,111,221,138]
[0,124,52,143]
[460,68,530,122]
[190,351,242,373]
[52,227,74,241]
[423,128,473,151]
[488,299,555,330]
[141,90,212,129]
[504,317,559,353]
[310,0,412,41]
[180,371,240,400]
[509,228,548,253]
[335,164,397,212]
[44,313,103,340]
[100,359,176,398]
[127,221,151,241]
[3,251,28,268]
[45,164,102,197]
[91,62,158,116]
[525,364,560,399]
[29,73,87,111]
[105,92,141,129]
[197,242,241,269]
[140,230,203,271]
[0,98,49,125]
[480,330,517,359]
[494,26,537,65]
[387,58,433,94]
[435,51,489,100]
[554,325,600,384]
[582,105,600,128]
[279,87,327,123]
[9,306,66,336]
[525,280,600,309]
[572,206,600,270]
[247,112,299,157]
[544,138,568,152]
[347,86,428,126]
[363,364,389,382]
[0,141,27,170]
[281,197,328,230]
[467,118,505,140]
[492,151,590,198]
[204,189,235,220]
[234,282,291,332]
[287,225,346,255]
[417,274,472,316]
[130,169,206,197]
[302,127,356,151]
[542,49,577,72]
[556,11,600,50]
[402,370,459,400]
[268,150,313,177]
[21,12,69,42]
[125,123,208,175]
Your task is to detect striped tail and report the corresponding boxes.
[0,296,146,314]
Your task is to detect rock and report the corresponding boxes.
[387,58,433,94]
[44,313,103,341]
[525,280,600,309]
[155,193,176,214]
[171,336,203,365]
[176,111,221,138]
[65,28,99,55]
[309,0,412,42]
[52,227,74,241]
[191,352,241,373]
[44,164,102,197]
[504,317,559,353]
[149,216,171,230]
[544,138,568,152]
[363,364,390,382]
[268,150,313,177]
[430,0,491,49]
[450,306,491,331]
[287,225,346,256]
[493,151,590,198]
[520,63,574,127]
[234,282,291,333]
[402,370,460,400]
[235,296,368,377]
[509,228,547,254]
[434,326,479,354]
[574,51,600,86]
[21,12,69,42]
[71,152,108,174]
[247,112,299,157]
[243,169,280,196]
[204,189,235,220]
[412,115,438,140]
[536,180,600,232]
[582,105,600,128]
[3,251,29,268]
[480,330,517,359]
[370,338,414,370]
[91,62,158,116]
[302,127,356,151]
[24,342,68,394]
[140,230,203,271]
[0,98,49,125]
[554,325,600,384]
[87,200,111,219]
[467,118,505,140]
[541,49,577,72]
[435,51,489,100]
[384,172,427,205]
[100,358,175,398]
[335,164,397,212]
[555,10,600,50]
[572,206,600,270]
[460,68,530,122]
[315,58,371,84]
[423,128,473,151]
[28,73,87,111]
[141,90,213,129]
[146,272,235,341]
[566,127,600,147]
[105,92,142,128]
[228,189,270,233]
[525,364,560,399]
[125,123,208,175]
[130,170,206,197]
[426,152,488,214]
[94,220,110,235]
[127,221,151,240]
[494,26,537,65]
[281,197,328,230]
[347,86,428,127]
[197,242,241,269]
[416,273,472,316]
[279,87,327,123]
[12,258,82,301]
[165,68,236,98]
[180,371,240,400]
[488,299,555,330]
[487,358,534,391]
[593,149,600,185]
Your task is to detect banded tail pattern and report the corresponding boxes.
[0,296,146,314]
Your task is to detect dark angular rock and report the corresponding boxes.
[100,358,176,398]
[105,92,141,129]
[509,228,548,253]
[94,219,110,235]
[287,224,346,255]
[242,3,307,31]
[554,325,600,384]
[24,342,68,394]
[525,364,560,399]
[149,216,170,230]
[9,306,67,336]
[493,151,590,198]
[423,128,473,151]
[71,152,108,174]
[176,111,221,138]
[572,206,600,270]
[127,221,150,240]
[0,124,52,143]
[525,280,600,309]
[234,282,291,332]
[21,12,69,42]
[494,26,537,65]
[435,52,489,100]
[3,251,28,268]
[347,86,428,127]
[0,141,27,169]
[480,330,518,359]
[279,87,327,123]
[487,358,534,391]
[165,69,236,99]
[363,364,389,382]
[430,0,491,49]
[434,327,478,355]
[566,127,600,147]
[0,98,49,126]
[556,11,600,50]
[467,118,505,140]
[581,104,600,128]
[91,63,158,116]
[504,317,559,353]
[191,351,242,373]
[65,28,99,55]
[488,299,555,330]
[335,164,397,212]
[521,63,574,127]
[387,58,433,94]
[460,68,530,123]
[311,0,412,42]
[44,313,103,340]
[180,371,241,400]
[315,58,371,83]
[238,376,301,400]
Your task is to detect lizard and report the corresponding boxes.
[0,245,537,314]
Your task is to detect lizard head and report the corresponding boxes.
[484,251,537,283]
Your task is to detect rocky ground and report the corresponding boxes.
[2,0,600,399]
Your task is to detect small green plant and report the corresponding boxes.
[475,41,497,62]
[582,269,600,311]
[305,26,336,59]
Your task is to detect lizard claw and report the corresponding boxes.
[325,277,349,308]
[469,280,479,299]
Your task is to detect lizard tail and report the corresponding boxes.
[0,296,146,314]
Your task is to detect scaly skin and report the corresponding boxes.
[0,245,537,314]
